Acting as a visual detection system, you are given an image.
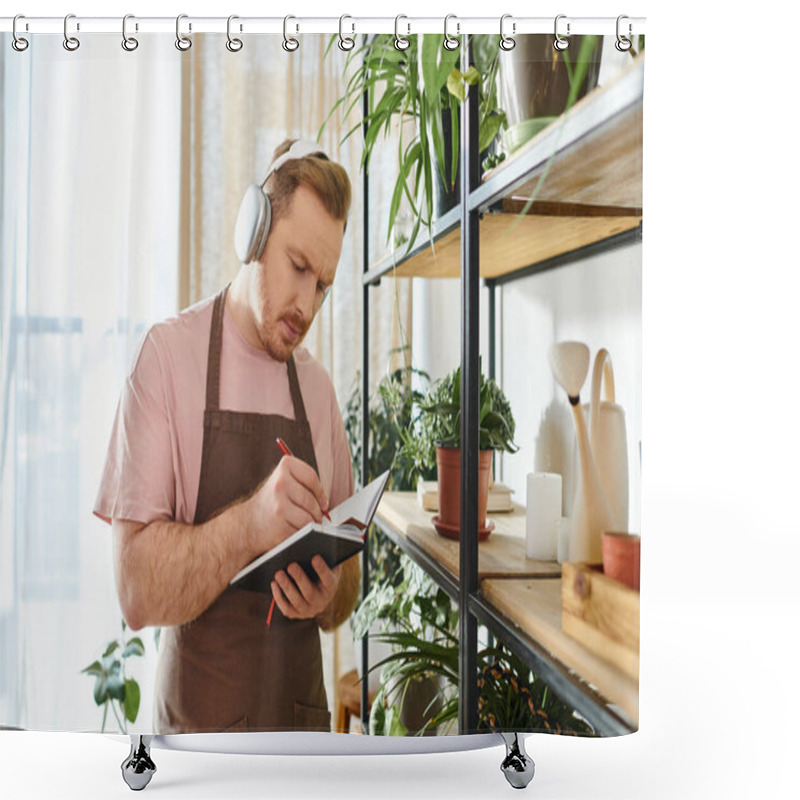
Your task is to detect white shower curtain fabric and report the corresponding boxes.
[2,24,641,739]
[0,30,411,733]
[1,34,181,730]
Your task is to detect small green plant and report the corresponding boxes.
[352,550,460,736]
[343,347,436,495]
[81,619,145,733]
[476,648,594,735]
[398,362,518,477]
[357,553,596,737]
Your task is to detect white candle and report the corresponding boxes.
[526,472,562,561]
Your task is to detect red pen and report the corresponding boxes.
[276,437,331,521]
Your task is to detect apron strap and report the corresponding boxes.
[286,355,309,424]
[207,283,309,425]
[205,285,228,412]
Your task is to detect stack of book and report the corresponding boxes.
[416,479,515,513]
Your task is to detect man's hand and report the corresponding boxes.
[249,455,330,555]
[270,556,341,621]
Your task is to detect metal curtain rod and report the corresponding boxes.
[0,15,646,36]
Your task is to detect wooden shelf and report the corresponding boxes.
[375,491,561,582]
[482,578,639,729]
[374,492,636,732]
[365,56,644,283]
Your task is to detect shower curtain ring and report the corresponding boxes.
[283,15,299,52]
[615,15,633,51]
[63,14,80,51]
[175,14,192,51]
[499,14,516,51]
[394,15,410,51]
[226,15,243,52]
[554,14,570,51]
[338,15,355,51]
[122,14,139,51]
[12,14,29,52]
[443,14,460,51]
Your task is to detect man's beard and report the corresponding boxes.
[259,301,308,362]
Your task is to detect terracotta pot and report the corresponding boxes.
[435,447,493,540]
[601,532,640,591]
[397,674,443,736]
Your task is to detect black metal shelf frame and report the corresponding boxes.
[362,56,644,289]
[359,36,638,737]
[373,518,630,737]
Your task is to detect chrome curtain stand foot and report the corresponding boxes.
[121,735,157,791]
[500,732,535,789]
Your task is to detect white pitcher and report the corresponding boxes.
[585,348,629,532]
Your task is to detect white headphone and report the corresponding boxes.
[234,139,330,265]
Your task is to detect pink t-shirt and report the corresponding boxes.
[94,293,354,526]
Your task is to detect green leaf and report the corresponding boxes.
[123,679,140,723]
[385,704,409,737]
[435,41,461,92]
[462,66,480,86]
[478,112,505,154]
[103,641,119,658]
[81,660,104,677]
[93,675,107,706]
[421,35,442,101]
[105,672,125,702]
[122,638,145,659]
[446,68,465,103]
[565,35,599,111]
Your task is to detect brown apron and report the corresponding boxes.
[153,285,331,734]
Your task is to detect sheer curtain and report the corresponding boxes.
[181,34,414,714]
[1,34,181,730]
[1,31,412,731]
[181,33,413,400]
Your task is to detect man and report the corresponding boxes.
[94,138,359,734]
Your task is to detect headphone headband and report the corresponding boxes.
[263,139,328,187]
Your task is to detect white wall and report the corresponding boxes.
[412,242,642,535]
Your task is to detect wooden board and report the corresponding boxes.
[482,578,638,728]
[373,60,644,282]
[375,492,561,580]
[509,100,643,209]
[561,563,640,682]
[387,213,642,280]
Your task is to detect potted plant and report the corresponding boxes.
[352,551,458,736]
[320,34,507,255]
[343,348,436,495]
[476,647,594,735]
[81,618,146,733]
[342,350,437,697]
[400,364,518,540]
[498,34,603,157]
[358,569,596,737]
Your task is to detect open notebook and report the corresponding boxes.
[231,470,390,593]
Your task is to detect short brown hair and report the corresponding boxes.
[263,138,351,232]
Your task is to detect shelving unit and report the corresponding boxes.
[360,44,643,738]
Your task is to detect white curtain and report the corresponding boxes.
[181,33,413,406]
[179,32,413,717]
[1,34,181,731]
[1,31,412,732]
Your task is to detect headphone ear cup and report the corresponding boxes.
[234,185,272,264]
